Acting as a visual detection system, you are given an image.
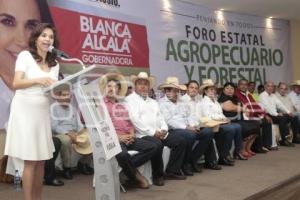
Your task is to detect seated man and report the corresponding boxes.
[259,81,296,147]
[51,89,93,179]
[289,80,300,123]
[276,82,300,143]
[100,72,157,189]
[125,72,187,186]
[158,77,221,174]
[248,81,259,102]
[235,79,272,151]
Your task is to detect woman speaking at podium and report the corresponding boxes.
[4,23,60,200]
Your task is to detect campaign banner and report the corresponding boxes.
[48,0,291,86]
[0,0,292,128]
[156,3,290,85]
[49,0,149,68]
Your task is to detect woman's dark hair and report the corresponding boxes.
[29,23,59,67]
[36,0,54,24]
[223,82,236,89]
[221,82,239,102]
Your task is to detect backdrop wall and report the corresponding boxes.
[291,20,300,80]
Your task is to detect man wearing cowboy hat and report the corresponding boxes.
[125,72,187,185]
[158,77,221,174]
[51,89,93,180]
[100,72,157,189]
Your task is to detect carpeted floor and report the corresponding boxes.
[1,145,300,200]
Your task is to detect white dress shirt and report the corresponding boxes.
[51,102,83,134]
[197,96,227,120]
[259,91,290,116]
[288,91,300,113]
[180,93,202,122]
[275,92,296,112]
[158,95,199,129]
[125,92,168,138]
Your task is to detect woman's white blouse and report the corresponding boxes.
[197,96,227,120]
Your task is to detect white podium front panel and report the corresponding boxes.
[46,65,122,200]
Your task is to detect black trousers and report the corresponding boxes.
[261,118,273,147]
[44,137,61,182]
[143,132,186,177]
[270,114,300,142]
[252,118,272,150]
[214,124,237,159]
[169,128,216,164]
[288,115,300,141]
[115,138,157,180]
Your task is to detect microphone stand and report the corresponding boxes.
[60,57,86,69]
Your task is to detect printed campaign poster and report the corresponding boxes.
[48,0,149,68]
[0,0,150,129]
[0,0,292,129]
[47,0,292,86]
[0,0,54,129]
[155,1,291,85]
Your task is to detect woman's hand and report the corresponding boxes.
[35,77,56,87]
[13,72,56,90]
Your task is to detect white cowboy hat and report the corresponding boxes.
[291,80,300,86]
[73,129,92,155]
[199,79,216,92]
[99,72,128,97]
[158,76,187,91]
[131,72,156,89]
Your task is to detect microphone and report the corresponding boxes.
[48,46,70,58]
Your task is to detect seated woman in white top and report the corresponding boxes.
[198,80,246,164]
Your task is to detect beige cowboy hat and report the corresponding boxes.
[73,129,92,155]
[158,76,187,91]
[99,72,128,97]
[200,117,229,132]
[291,80,300,86]
[199,79,216,92]
[131,72,156,89]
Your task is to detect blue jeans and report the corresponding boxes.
[169,128,214,164]
[216,123,242,158]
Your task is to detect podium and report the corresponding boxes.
[45,65,122,200]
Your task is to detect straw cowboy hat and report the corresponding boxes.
[73,129,92,155]
[199,79,216,92]
[291,80,300,86]
[158,76,187,91]
[200,117,229,132]
[99,72,128,97]
[131,72,156,89]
